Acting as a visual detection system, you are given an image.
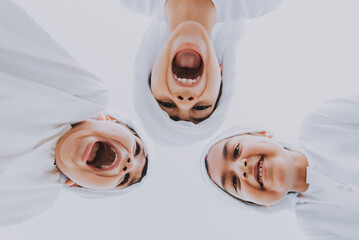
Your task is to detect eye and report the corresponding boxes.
[192,105,211,111]
[233,144,240,158]
[134,141,141,156]
[170,116,180,121]
[158,101,176,108]
[118,173,130,186]
[232,175,239,192]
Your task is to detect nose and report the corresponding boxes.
[176,94,195,102]
[120,155,134,173]
[237,158,248,179]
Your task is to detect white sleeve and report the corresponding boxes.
[212,0,282,22]
[299,223,348,240]
[0,0,109,157]
[303,95,359,127]
[299,95,359,189]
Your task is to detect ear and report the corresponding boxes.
[219,64,223,75]
[257,131,273,139]
[64,179,81,188]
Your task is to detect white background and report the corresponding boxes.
[1,0,359,239]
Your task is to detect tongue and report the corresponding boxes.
[87,142,116,169]
[174,50,201,69]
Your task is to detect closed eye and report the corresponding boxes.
[170,115,180,121]
[118,173,130,186]
[192,105,211,111]
[232,175,239,192]
[158,100,176,108]
[134,141,141,156]
[233,144,240,158]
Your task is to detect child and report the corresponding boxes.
[121,0,281,144]
[0,0,150,226]
[203,96,359,239]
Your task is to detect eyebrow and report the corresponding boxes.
[168,114,212,123]
[223,140,229,159]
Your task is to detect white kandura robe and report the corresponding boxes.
[0,0,109,226]
[298,96,359,240]
[121,0,281,145]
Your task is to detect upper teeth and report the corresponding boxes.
[174,74,200,84]
[258,158,264,186]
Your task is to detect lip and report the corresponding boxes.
[85,141,123,172]
[173,43,204,59]
[171,43,204,88]
[254,157,262,186]
[254,159,259,185]
[82,142,96,162]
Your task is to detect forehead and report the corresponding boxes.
[206,140,226,185]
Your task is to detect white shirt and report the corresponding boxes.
[121,0,281,145]
[120,0,281,22]
[298,96,359,240]
[0,0,109,226]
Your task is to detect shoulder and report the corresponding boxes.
[0,143,62,227]
[120,0,166,20]
[299,96,359,181]
[301,95,359,128]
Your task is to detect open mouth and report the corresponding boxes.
[172,49,203,85]
[256,156,264,189]
[86,142,118,170]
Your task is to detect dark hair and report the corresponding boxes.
[213,81,223,111]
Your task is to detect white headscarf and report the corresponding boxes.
[60,110,153,198]
[133,19,243,145]
[0,0,109,226]
[0,0,152,225]
[199,125,299,213]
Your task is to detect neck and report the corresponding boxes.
[287,150,309,193]
[164,0,216,34]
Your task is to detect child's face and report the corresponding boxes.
[55,115,147,190]
[206,133,292,205]
[150,21,222,123]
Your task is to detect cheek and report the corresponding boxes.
[270,157,290,190]
[205,49,221,83]
[73,172,118,190]
[56,159,83,185]
[151,47,171,90]
[150,71,169,98]
[204,73,221,99]
[59,136,76,159]
[243,186,286,205]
